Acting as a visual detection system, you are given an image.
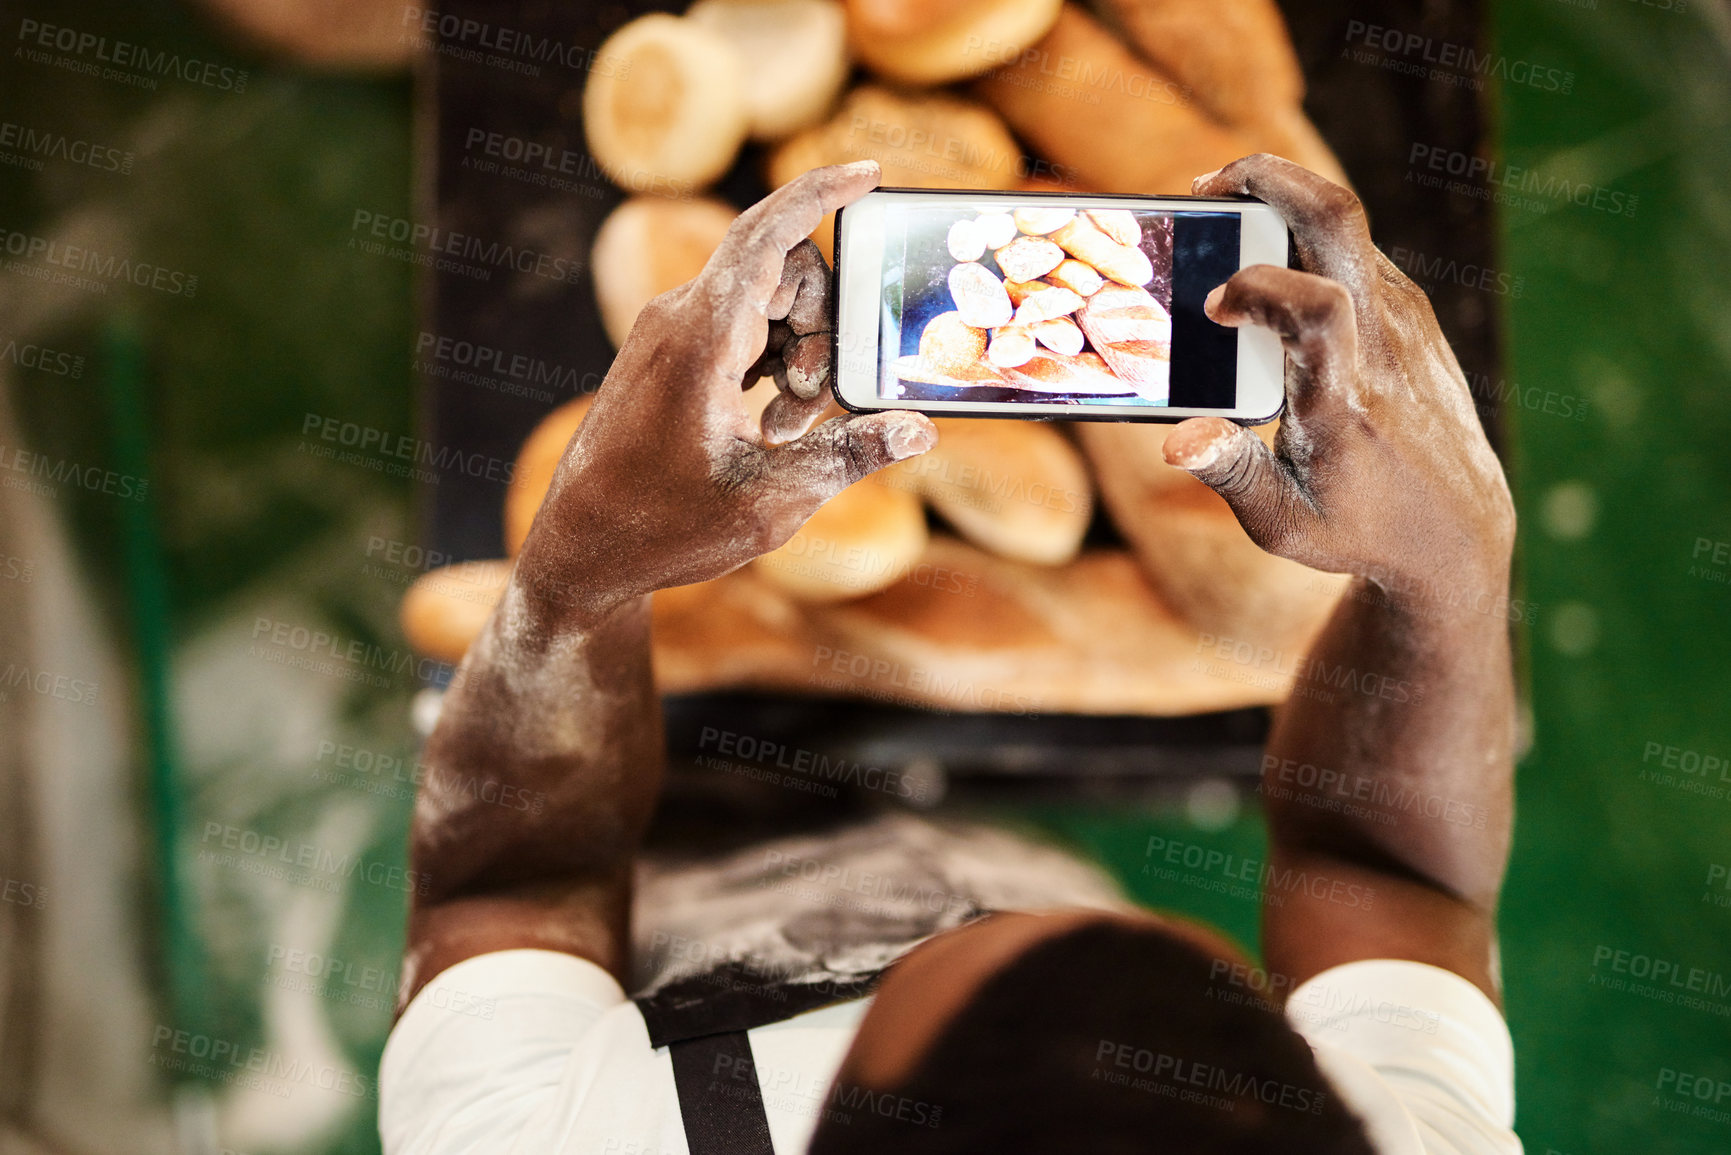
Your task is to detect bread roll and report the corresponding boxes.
[591,196,738,348]
[399,559,512,663]
[947,218,987,261]
[1011,284,1083,325]
[993,235,1065,283]
[583,14,749,192]
[1075,420,1348,648]
[1029,316,1083,355]
[986,325,1037,367]
[504,394,595,555]
[1046,258,1104,297]
[686,0,849,141]
[754,475,929,601]
[948,262,1014,327]
[847,0,1062,85]
[918,310,991,377]
[892,418,1091,565]
[1085,208,1141,247]
[974,211,1018,249]
[1013,206,1076,235]
[973,5,1257,195]
[769,88,1023,259]
[1050,214,1153,287]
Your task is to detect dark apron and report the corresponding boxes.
[635,963,888,1155]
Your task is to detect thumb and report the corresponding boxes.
[767,410,937,509]
[1163,417,1309,555]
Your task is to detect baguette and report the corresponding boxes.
[1050,214,1153,287]
[993,235,1066,283]
[949,262,1015,328]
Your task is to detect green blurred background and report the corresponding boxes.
[0,0,1727,1152]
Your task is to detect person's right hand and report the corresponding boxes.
[1164,154,1515,602]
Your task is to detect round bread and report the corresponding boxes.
[399,559,513,664]
[918,310,990,378]
[754,476,929,601]
[686,0,849,141]
[583,14,749,193]
[847,0,1062,85]
[893,417,1092,565]
[767,87,1021,259]
[591,196,738,348]
[504,393,596,555]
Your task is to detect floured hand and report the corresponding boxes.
[521,161,937,627]
[1165,154,1514,602]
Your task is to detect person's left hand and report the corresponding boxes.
[520,160,937,627]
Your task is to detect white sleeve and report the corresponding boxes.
[1286,960,1523,1155]
[379,949,628,1155]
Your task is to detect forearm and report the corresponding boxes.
[1262,566,1516,910]
[404,552,663,991]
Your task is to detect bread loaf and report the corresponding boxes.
[768,87,1022,258]
[973,5,1257,195]
[1076,420,1348,647]
[1029,315,1083,355]
[591,196,738,348]
[993,234,1066,283]
[1050,214,1153,287]
[504,394,595,555]
[1046,258,1104,297]
[686,0,849,142]
[1013,206,1076,235]
[846,0,1063,85]
[754,475,929,601]
[986,325,1037,367]
[399,559,512,663]
[1011,284,1083,325]
[948,262,1015,328]
[1076,284,1171,397]
[890,419,1091,565]
[918,311,992,378]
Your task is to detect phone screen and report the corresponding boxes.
[874,202,1243,411]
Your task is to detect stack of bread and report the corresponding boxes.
[400,0,1351,714]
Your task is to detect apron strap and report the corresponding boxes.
[667,1031,775,1155]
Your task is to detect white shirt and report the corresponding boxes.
[380,950,1522,1155]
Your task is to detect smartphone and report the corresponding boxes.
[832,188,1289,424]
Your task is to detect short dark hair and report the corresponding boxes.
[809,920,1375,1154]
